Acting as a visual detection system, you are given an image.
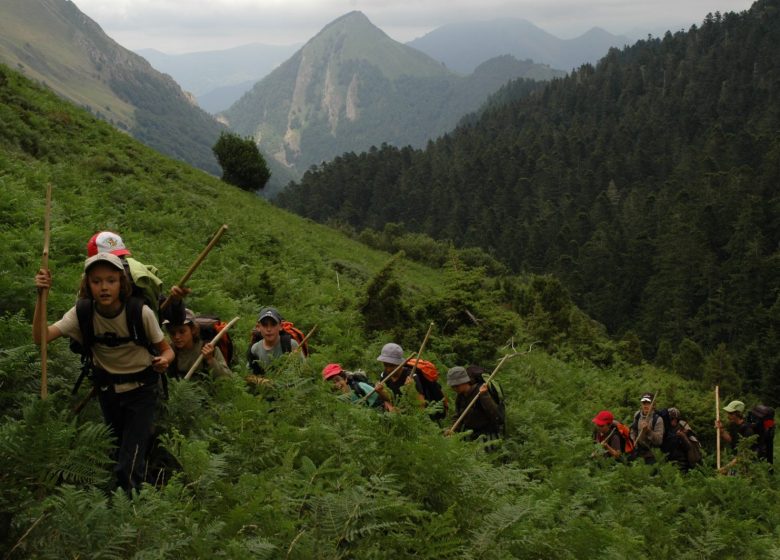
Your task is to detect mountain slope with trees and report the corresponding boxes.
[278,2,780,401]
[0,0,225,174]
[1,58,779,559]
[221,11,562,175]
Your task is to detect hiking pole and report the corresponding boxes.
[38,183,52,399]
[290,324,318,355]
[184,316,239,380]
[160,224,228,310]
[715,385,721,471]
[446,351,518,436]
[408,322,434,379]
[354,352,418,405]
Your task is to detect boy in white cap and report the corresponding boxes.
[629,392,665,463]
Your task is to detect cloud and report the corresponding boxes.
[73,0,754,53]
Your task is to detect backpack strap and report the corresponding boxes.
[280,331,292,354]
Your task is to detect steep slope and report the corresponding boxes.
[2,60,779,559]
[278,3,780,399]
[407,18,631,73]
[221,11,560,174]
[0,0,224,174]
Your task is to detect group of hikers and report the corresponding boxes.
[32,230,776,494]
[32,231,506,493]
[592,392,775,473]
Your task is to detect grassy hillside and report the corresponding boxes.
[1,64,779,558]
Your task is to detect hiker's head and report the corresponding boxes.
[668,407,681,427]
[79,253,132,305]
[377,343,404,373]
[256,307,282,343]
[164,309,198,349]
[640,392,654,415]
[592,410,614,433]
[723,400,745,422]
[322,363,347,392]
[447,366,472,394]
[87,231,131,258]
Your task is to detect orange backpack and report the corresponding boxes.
[615,422,634,454]
[405,358,439,382]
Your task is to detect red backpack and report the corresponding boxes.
[615,422,634,454]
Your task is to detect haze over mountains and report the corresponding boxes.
[221,11,564,175]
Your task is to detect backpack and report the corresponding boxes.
[70,296,154,394]
[614,422,635,455]
[749,405,775,463]
[194,315,235,365]
[405,359,448,420]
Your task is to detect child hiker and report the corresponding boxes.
[33,253,174,493]
[164,309,232,380]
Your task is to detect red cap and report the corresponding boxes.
[592,410,614,426]
[322,363,343,380]
[87,231,131,258]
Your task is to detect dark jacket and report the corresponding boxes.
[453,384,503,439]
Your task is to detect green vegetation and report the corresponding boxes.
[1,51,779,559]
[212,132,271,192]
[278,3,780,402]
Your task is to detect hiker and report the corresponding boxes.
[87,231,189,325]
[246,306,303,380]
[321,363,390,409]
[373,342,447,419]
[663,407,703,471]
[446,366,503,440]
[592,410,629,459]
[33,253,173,493]
[164,309,232,380]
[716,400,757,474]
[629,392,664,463]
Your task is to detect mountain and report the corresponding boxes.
[0,0,224,174]
[407,18,631,74]
[278,3,780,401]
[137,42,301,112]
[221,11,562,175]
[2,58,779,559]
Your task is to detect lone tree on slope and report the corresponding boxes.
[212,132,271,192]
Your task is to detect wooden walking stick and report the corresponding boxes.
[354,352,418,405]
[447,351,517,436]
[290,324,318,355]
[160,224,228,310]
[184,316,240,380]
[38,183,52,399]
[715,385,721,471]
[408,322,434,379]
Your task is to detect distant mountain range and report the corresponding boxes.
[138,43,300,113]
[0,0,224,174]
[221,11,563,175]
[407,18,631,74]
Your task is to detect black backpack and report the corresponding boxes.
[749,405,775,464]
[345,371,383,409]
[70,296,155,394]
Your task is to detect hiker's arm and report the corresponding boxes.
[715,420,733,443]
[478,384,502,424]
[151,340,174,373]
[158,286,190,325]
[32,268,62,344]
[202,343,232,378]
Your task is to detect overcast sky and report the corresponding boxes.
[73,0,756,54]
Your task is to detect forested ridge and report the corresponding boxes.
[278,2,780,401]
